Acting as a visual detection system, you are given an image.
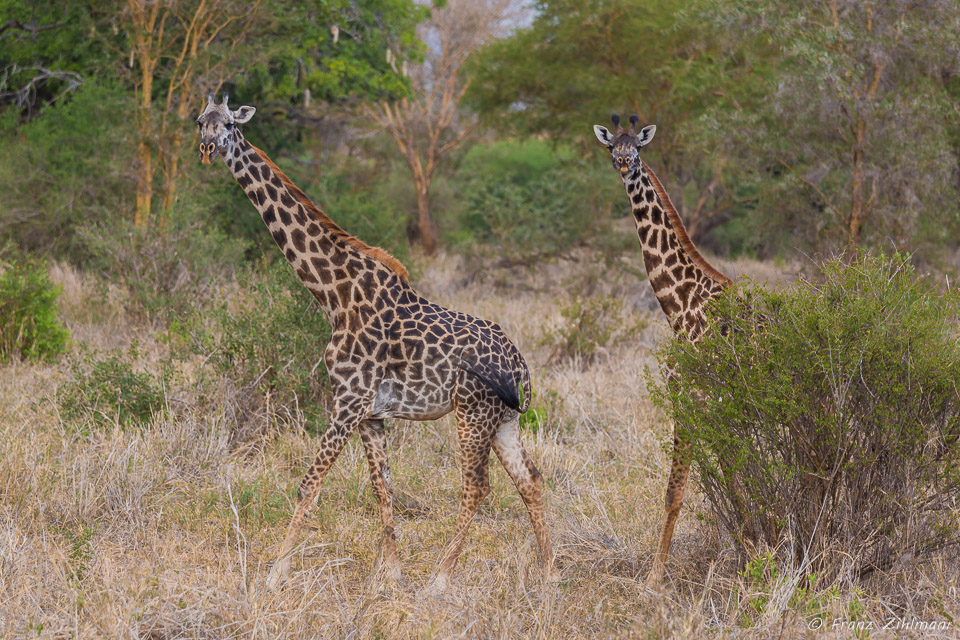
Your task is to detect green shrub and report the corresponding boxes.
[518,388,565,434]
[0,256,70,362]
[174,260,332,436]
[78,209,249,323]
[652,252,960,579]
[543,294,647,367]
[450,140,621,260]
[59,347,166,430]
[0,82,134,259]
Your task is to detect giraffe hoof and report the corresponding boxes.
[387,564,402,584]
[646,566,665,590]
[266,561,290,592]
[422,574,450,597]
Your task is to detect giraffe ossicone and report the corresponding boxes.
[595,114,733,586]
[197,94,557,592]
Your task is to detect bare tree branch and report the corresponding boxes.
[366,0,514,255]
[0,19,68,42]
[0,64,84,117]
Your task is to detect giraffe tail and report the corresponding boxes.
[459,356,521,411]
[509,342,532,414]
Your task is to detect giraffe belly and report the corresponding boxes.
[369,377,453,421]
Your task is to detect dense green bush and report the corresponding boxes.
[450,140,623,260]
[173,260,332,436]
[78,209,249,323]
[0,256,70,362]
[58,347,166,431]
[0,82,134,259]
[652,252,960,579]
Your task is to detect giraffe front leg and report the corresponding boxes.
[266,398,368,592]
[358,419,402,583]
[648,427,691,587]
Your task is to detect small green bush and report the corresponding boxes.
[0,257,70,362]
[543,294,647,367]
[59,347,166,430]
[518,388,565,433]
[174,260,332,436]
[652,252,960,579]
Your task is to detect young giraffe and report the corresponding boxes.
[196,94,557,591]
[593,114,733,586]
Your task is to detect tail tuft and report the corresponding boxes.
[461,362,521,411]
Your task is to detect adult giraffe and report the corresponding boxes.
[594,114,733,586]
[197,94,557,592]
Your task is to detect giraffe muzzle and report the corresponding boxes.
[199,141,218,164]
[619,164,630,176]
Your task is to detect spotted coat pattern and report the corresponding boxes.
[197,97,556,590]
[595,118,733,586]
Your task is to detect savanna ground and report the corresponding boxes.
[2,246,958,640]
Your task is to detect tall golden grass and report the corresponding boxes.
[0,252,956,639]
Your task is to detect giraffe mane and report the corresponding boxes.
[249,144,410,282]
[642,160,732,287]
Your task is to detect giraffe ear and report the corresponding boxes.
[232,105,256,124]
[637,124,656,148]
[593,125,613,148]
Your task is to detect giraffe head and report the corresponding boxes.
[593,114,656,179]
[196,93,256,165]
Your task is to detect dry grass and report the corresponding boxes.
[1,253,958,639]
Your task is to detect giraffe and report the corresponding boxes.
[196,94,557,592]
[593,114,733,586]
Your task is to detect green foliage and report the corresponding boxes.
[174,261,332,435]
[467,0,721,145]
[0,0,109,118]
[310,163,411,263]
[450,139,621,259]
[518,388,565,434]
[695,0,960,254]
[233,0,428,143]
[543,294,646,367]
[652,252,960,579]
[59,346,167,431]
[467,0,752,254]
[0,81,134,258]
[0,255,70,363]
[78,207,249,323]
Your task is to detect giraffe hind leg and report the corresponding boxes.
[358,419,401,582]
[492,412,558,583]
[428,382,499,593]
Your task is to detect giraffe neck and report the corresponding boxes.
[624,161,731,338]
[224,132,409,322]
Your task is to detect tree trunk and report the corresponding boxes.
[134,139,153,231]
[847,118,866,246]
[416,185,437,255]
